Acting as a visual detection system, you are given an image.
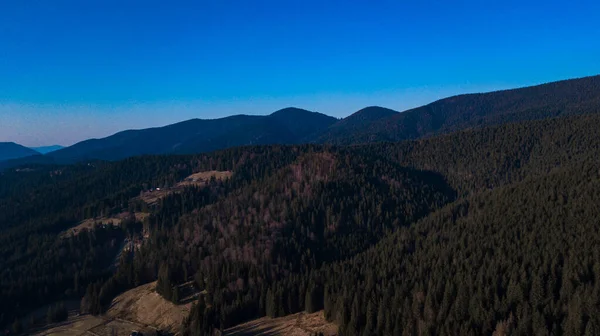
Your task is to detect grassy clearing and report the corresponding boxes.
[224,311,337,336]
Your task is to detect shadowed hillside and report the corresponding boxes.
[312,106,398,143]
[5,111,600,335]
[323,75,600,145]
[319,162,600,335]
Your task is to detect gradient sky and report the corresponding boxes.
[1,0,599,146]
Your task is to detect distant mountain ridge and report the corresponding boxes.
[2,74,600,169]
[0,142,40,161]
[46,108,337,163]
[31,145,64,154]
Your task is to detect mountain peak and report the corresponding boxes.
[269,107,315,116]
[0,142,40,162]
[348,106,399,120]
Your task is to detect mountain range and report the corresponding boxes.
[1,74,599,169]
[0,143,40,162]
[31,145,64,154]
[4,73,600,335]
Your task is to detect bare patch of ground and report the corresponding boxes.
[62,212,150,238]
[224,311,338,336]
[180,171,233,186]
[105,281,192,333]
[137,170,232,205]
[33,314,156,336]
[33,314,106,336]
[90,318,156,336]
[34,282,195,336]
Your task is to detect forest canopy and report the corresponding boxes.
[3,112,600,335]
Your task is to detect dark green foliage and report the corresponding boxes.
[0,145,308,326]
[12,318,23,335]
[182,299,215,336]
[318,163,600,335]
[5,103,600,335]
[157,263,174,301]
[0,225,124,325]
[46,302,68,324]
[362,113,600,195]
[172,286,180,304]
[136,148,452,331]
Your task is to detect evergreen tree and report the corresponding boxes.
[12,318,22,335]
[172,286,180,304]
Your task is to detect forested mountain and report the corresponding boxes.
[361,113,600,195]
[312,106,399,143]
[0,146,305,327]
[0,142,40,161]
[320,162,600,336]
[5,107,600,335]
[322,74,600,145]
[3,75,600,334]
[44,108,337,163]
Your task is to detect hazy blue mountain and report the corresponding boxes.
[46,108,337,163]
[4,75,600,169]
[0,142,40,162]
[31,145,64,154]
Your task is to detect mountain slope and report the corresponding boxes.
[47,108,337,163]
[311,106,398,143]
[309,113,600,335]
[361,113,600,195]
[0,142,40,161]
[6,112,600,333]
[269,107,340,139]
[174,113,600,334]
[322,163,600,335]
[31,145,64,154]
[323,74,600,144]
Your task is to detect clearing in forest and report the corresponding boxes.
[224,311,338,336]
[34,281,195,336]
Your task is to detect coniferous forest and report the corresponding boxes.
[2,89,600,335]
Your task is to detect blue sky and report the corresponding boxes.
[1,0,599,146]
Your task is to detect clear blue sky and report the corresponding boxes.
[1,0,599,146]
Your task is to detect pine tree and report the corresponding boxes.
[530,274,544,310]
[305,284,315,313]
[12,318,23,335]
[46,306,55,324]
[349,296,361,335]
[585,317,599,336]
[172,286,180,304]
[157,263,172,301]
[336,296,348,327]
[364,299,375,334]
[266,288,277,318]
